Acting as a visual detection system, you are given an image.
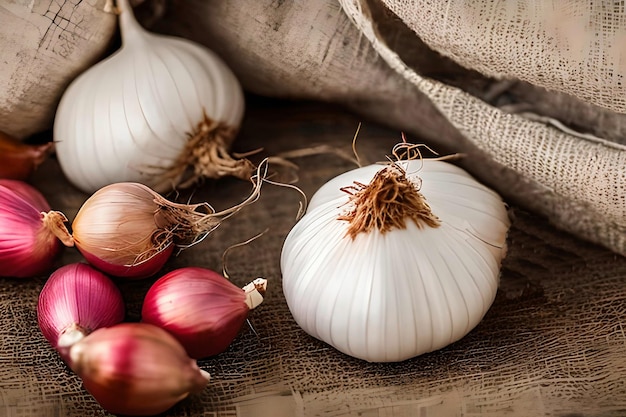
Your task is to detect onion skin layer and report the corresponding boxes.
[0,179,63,278]
[79,243,174,279]
[36,262,125,358]
[142,267,251,359]
[68,322,210,416]
[70,182,178,279]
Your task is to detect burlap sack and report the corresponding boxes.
[0,0,116,139]
[151,0,626,256]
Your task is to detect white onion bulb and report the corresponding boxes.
[53,0,247,193]
[280,158,510,362]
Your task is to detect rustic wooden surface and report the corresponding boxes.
[1,96,625,417]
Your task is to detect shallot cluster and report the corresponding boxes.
[36,263,267,414]
[23,174,269,414]
[36,263,211,415]
[0,151,268,415]
[3,0,272,413]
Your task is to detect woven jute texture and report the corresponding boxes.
[0,0,115,139]
[151,0,626,256]
[1,99,625,417]
[379,1,626,114]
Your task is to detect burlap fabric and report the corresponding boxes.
[1,99,625,416]
[151,0,626,256]
[0,0,115,139]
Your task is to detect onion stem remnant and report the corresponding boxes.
[158,111,255,191]
[338,162,440,239]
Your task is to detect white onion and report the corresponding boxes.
[281,158,510,362]
[53,0,246,193]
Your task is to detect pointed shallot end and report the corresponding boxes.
[42,210,75,247]
[103,0,116,14]
[243,278,267,310]
[157,111,255,191]
[56,323,89,351]
[157,158,268,249]
[0,131,54,180]
[338,163,440,239]
[200,369,211,380]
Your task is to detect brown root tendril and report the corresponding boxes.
[117,159,271,268]
[155,158,268,251]
[221,228,269,279]
[338,140,442,239]
[156,110,256,191]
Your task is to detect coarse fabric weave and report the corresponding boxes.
[1,101,625,417]
[339,0,626,256]
[382,1,626,114]
[0,0,115,139]
[152,0,626,256]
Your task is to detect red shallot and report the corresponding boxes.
[68,322,210,416]
[37,262,125,358]
[141,266,267,358]
[0,179,71,278]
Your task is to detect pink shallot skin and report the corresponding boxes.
[68,322,210,416]
[0,179,63,277]
[79,243,174,279]
[37,263,125,360]
[142,267,251,359]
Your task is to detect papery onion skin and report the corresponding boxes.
[71,174,264,279]
[0,179,63,278]
[37,263,125,358]
[280,159,511,362]
[141,267,253,359]
[68,322,210,416]
[79,242,174,279]
[71,182,178,279]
